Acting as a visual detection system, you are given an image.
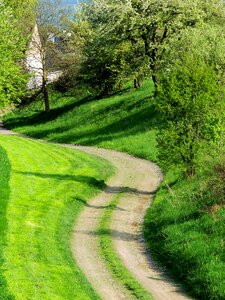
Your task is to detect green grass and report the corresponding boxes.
[0,145,14,300]
[4,81,158,161]
[4,80,225,299]
[0,135,113,300]
[98,193,153,300]
[144,167,225,299]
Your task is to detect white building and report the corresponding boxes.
[26,23,62,90]
[26,23,43,89]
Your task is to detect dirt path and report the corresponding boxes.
[0,122,192,300]
[65,145,192,300]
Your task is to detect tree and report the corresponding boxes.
[4,0,37,35]
[79,0,225,93]
[0,4,28,107]
[27,0,70,112]
[54,14,92,91]
[156,54,224,176]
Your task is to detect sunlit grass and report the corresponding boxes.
[4,80,225,299]
[0,135,112,299]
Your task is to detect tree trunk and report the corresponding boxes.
[152,70,158,97]
[134,78,138,89]
[134,77,142,89]
[43,84,50,112]
[143,36,158,96]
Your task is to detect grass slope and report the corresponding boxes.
[144,167,225,300]
[4,81,158,161]
[0,135,112,300]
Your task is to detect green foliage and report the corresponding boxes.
[82,40,132,95]
[0,4,28,106]
[78,0,225,89]
[156,54,224,175]
[0,135,112,299]
[3,0,37,34]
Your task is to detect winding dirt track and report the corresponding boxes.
[66,145,192,300]
[0,122,192,300]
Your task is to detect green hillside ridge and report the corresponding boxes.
[4,81,225,299]
[0,135,112,299]
[4,81,158,161]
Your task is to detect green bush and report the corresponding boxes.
[157,54,224,176]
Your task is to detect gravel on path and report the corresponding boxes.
[67,145,192,300]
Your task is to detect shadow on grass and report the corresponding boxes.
[16,171,156,196]
[4,90,163,147]
[5,94,95,128]
[8,100,161,150]
[53,103,159,145]
[77,228,140,242]
[74,197,126,211]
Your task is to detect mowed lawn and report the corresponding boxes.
[0,135,112,300]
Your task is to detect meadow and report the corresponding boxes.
[4,81,158,161]
[0,135,112,299]
[4,81,225,299]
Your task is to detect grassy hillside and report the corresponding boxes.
[0,135,112,299]
[144,164,225,299]
[4,81,225,299]
[4,81,158,161]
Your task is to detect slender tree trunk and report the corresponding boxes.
[134,77,142,89]
[143,37,158,96]
[134,78,138,89]
[151,67,158,97]
[43,84,50,112]
[42,56,50,112]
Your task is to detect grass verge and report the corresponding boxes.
[144,164,225,299]
[0,135,112,300]
[0,146,14,299]
[98,193,153,300]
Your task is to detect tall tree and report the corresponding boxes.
[28,0,69,112]
[79,0,225,92]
